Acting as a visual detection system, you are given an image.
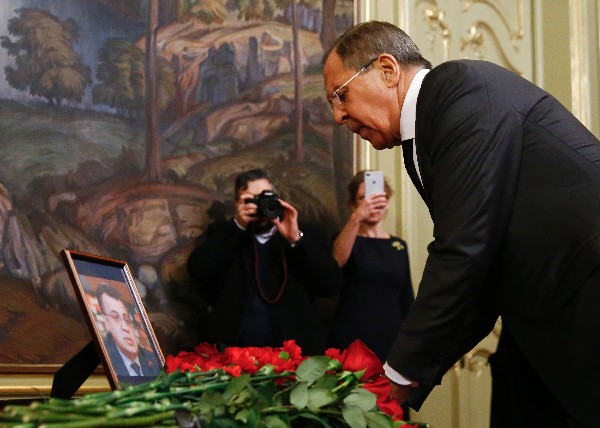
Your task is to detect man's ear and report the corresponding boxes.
[376,54,400,87]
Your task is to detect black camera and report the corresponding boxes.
[245,190,284,219]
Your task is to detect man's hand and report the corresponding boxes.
[387,376,419,405]
[235,193,258,229]
[273,199,301,243]
[389,381,413,404]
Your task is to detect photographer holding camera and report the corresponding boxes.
[188,168,342,354]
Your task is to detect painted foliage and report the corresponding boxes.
[0,0,354,365]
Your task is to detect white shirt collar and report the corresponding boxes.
[399,68,430,141]
[233,218,277,244]
[255,226,277,244]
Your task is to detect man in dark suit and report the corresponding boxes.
[97,283,161,378]
[323,20,600,427]
[188,169,342,355]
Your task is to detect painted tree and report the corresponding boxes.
[92,38,175,119]
[320,0,336,50]
[0,8,91,107]
[289,0,304,162]
[145,0,161,181]
[236,0,321,162]
[319,0,356,225]
[93,39,145,117]
[183,0,228,25]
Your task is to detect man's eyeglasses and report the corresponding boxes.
[329,57,378,112]
[104,312,134,327]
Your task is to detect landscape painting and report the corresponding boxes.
[0,0,355,371]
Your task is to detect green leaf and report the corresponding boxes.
[314,373,339,390]
[295,356,331,384]
[262,414,290,428]
[343,388,377,411]
[365,411,394,428]
[290,382,309,409]
[223,374,251,401]
[291,412,338,428]
[210,417,242,428]
[246,406,261,426]
[198,391,226,418]
[342,404,367,428]
[307,387,336,410]
[235,408,250,423]
[353,368,367,380]
[231,387,254,405]
[327,358,342,371]
[256,383,279,407]
[258,364,276,376]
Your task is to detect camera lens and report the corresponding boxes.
[262,200,281,218]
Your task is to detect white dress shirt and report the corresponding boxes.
[399,68,430,185]
[384,68,430,386]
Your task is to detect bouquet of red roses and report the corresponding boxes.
[165,339,425,428]
[0,340,427,427]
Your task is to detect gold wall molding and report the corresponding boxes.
[460,21,523,75]
[417,0,452,61]
[414,0,532,78]
[463,0,524,46]
[569,0,600,137]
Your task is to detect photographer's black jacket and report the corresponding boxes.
[187,220,342,354]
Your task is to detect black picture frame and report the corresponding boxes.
[61,249,165,390]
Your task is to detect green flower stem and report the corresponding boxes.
[330,376,356,394]
[261,405,343,418]
[25,403,112,415]
[109,402,190,418]
[37,410,177,428]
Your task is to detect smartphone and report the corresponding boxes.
[364,171,384,197]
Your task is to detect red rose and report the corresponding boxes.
[223,365,242,377]
[249,346,276,368]
[282,340,302,362]
[362,375,404,421]
[340,340,384,380]
[325,347,344,362]
[165,350,205,373]
[224,347,260,374]
[194,342,220,357]
[164,354,182,373]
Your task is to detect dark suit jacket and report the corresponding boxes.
[188,220,342,355]
[386,60,600,425]
[104,332,161,377]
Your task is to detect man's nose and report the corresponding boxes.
[332,104,348,125]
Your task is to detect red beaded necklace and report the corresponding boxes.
[253,239,288,304]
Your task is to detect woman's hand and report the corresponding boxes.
[352,192,388,223]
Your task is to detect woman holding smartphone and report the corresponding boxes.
[330,170,414,362]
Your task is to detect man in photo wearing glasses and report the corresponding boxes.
[97,283,160,378]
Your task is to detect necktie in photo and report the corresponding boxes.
[130,362,142,376]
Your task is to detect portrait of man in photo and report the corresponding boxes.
[96,283,161,379]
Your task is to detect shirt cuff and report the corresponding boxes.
[289,230,303,247]
[383,362,412,385]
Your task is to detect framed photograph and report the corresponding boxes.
[61,249,165,390]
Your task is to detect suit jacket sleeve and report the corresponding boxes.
[187,220,249,303]
[386,61,524,408]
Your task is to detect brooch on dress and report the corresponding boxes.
[392,241,405,251]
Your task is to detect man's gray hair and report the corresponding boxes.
[323,20,431,71]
